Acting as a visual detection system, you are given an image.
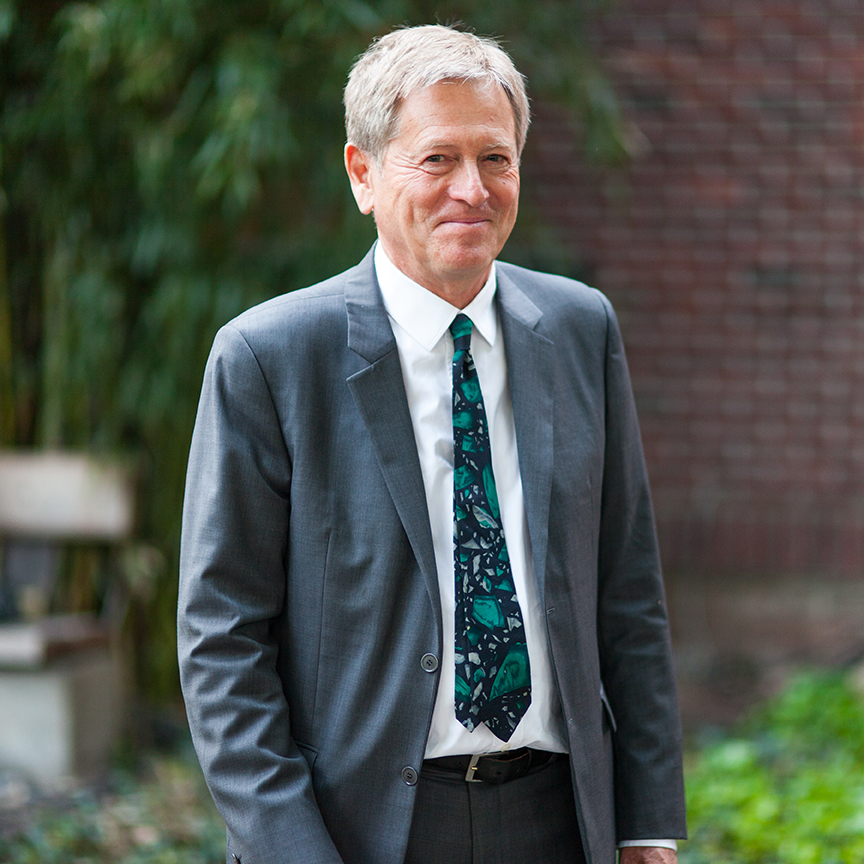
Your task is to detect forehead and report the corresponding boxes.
[393,80,517,147]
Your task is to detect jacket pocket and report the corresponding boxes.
[599,682,617,733]
[295,741,318,770]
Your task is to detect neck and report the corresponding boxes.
[376,241,492,310]
[431,276,489,310]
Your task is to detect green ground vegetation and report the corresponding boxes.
[682,671,864,864]
[0,754,224,864]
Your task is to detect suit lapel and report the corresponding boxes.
[344,252,441,630]
[341,254,554,624]
[496,268,555,605]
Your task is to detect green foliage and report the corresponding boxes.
[0,755,224,863]
[1,0,624,700]
[682,673,864,864]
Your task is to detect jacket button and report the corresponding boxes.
[401,766,418,786]
[420,653,439,672]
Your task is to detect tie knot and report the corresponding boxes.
[450,313,473,354]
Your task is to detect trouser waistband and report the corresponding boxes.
[422,748,561,784]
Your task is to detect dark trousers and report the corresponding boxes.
[404,755,586,864]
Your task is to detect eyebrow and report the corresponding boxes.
[415,140,517,153]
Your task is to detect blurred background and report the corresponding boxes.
[2,0,864,860]
[534,0,864,731]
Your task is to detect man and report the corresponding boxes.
[178,24,686,864]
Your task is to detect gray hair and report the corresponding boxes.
[344,24,530,163]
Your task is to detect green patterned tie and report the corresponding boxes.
[451,313,531,741]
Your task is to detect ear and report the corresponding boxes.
[345,143,376,215]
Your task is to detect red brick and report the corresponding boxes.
[529,0,864,575]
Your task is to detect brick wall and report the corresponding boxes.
[526,0,864,577]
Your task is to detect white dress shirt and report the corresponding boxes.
[374,245,676,852]
[375,243,568,759]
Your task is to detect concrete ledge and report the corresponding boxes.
[0,452,134,540]
[0,649,125,781]
[0,615,109,668]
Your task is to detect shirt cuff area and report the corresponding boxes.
[618,839,677,850]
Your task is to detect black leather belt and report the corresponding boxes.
[422,747,560,784]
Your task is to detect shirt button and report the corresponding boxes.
[420,653,439,672]
[401,766,418,786]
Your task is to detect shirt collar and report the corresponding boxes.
[375,243,498,352]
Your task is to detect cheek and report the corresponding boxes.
[508,171,521,198]
[497,185,520,216]
[493,171,519,201]
[403,177,446,210]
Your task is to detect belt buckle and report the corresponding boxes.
[464,753,483,783]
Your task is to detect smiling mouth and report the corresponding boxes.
[440,218,491,227]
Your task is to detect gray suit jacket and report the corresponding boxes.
[178,248,686,864]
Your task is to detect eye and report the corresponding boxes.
[421,154,450,173]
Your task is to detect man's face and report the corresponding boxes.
[346,79,520,305]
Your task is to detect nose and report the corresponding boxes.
[448,161,489,207]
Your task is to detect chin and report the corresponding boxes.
[440,243,500,271]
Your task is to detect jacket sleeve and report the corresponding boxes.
[594,296,687,842]
[178,324,344,864]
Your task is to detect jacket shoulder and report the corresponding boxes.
[228,269,355,339]
[496,261,615,331]
[217,252,380,366]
